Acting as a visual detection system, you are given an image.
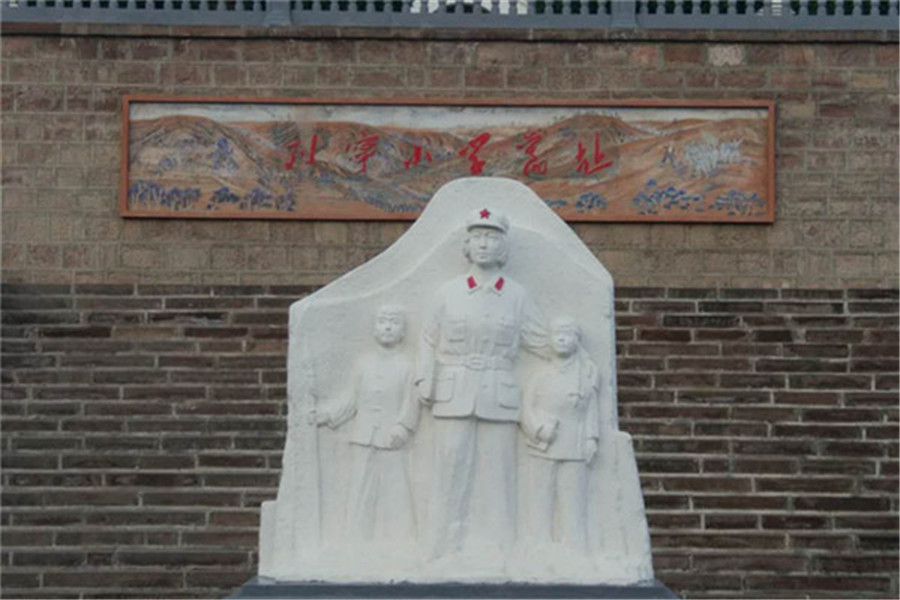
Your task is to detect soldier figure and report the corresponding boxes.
[416,208,548,559]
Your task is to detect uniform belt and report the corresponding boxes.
[439,355,513,371]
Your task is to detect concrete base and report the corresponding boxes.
[227,577,680,599]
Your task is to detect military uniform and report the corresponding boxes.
[416,207,548,557]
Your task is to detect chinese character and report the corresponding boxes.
[458,132,491,175]
[345,132,380,175]
[516,130,548,177]
[404,146,433,170]
[575,133,613,175]
[284,134,319,170]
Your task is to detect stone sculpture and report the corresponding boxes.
[258,177,654,585]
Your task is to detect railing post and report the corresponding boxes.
[264,0,292,26]
[610,0,638,28]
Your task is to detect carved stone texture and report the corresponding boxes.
[259,177,654,585]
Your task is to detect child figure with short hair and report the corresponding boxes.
[313,305,419,542]
[521,315,600,551]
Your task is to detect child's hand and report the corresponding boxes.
[584,438,599,464]
[537,422,557,444]
[388,424,411,449]
[305,409,330,427]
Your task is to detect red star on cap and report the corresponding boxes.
[479,208,491,219]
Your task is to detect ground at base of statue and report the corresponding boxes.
[227,577,680,599]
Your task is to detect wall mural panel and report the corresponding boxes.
[122,96,775,223]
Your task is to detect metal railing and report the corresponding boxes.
[1,0,897,30]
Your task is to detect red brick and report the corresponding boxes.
[2,38,36,58]
[790,374,873,389]
[747,574,889,592]
[474,42,522,66]
[661,476,752,493]
[429,42,471,66]
[821,45,872,67]
[795,496,890,512]
[131,40,169,60]
[704,513,758,529]
[818,556,899,574]
[506,67,545,89]
[875,46,899,67]
[659,572,742,592]
[694,554,807,572]
[663,44,704,65]
[197,40,240,61]
[350,67,405,88]
[640,70,684,87]
[652,533,786,550]
[745,45,782,65]
[718,70,767,88]
[44,571,184,588]
[186,569,256,587]
[734,458,798,474]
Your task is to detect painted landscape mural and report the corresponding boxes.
[124,100,774,222]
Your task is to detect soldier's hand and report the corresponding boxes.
[416,381,434,406]
[537,423,557,444]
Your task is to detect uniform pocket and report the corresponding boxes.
[443,318,467,342]
[496,316,517,346]
[434,373,455,402]
[497,374,519,408]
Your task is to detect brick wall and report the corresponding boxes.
[1,28,898,288]
[1,283,897,599]
[1,24,898,600]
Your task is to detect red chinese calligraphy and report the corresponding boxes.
[458,132,491,175]
[575,133,614,175]
[516,130,548,176]
[404,146,433,170]
[283,134,319,170]
[345,132,379,174]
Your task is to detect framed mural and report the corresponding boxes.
[121,96,775,223]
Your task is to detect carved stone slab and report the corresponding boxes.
[258,177,654,585]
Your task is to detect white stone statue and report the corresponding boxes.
[258,177,654,585]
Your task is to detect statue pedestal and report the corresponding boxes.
[228,576,680,599]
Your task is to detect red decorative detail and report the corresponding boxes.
[575,132,614,175]
[494,277,505,291]
[516,130,548,177]
[345,131,380,174]
[284,134,319,170]
[404,146,433,170]
[458,132,491,175]
[467,276,477,290]
[479,208,491,219]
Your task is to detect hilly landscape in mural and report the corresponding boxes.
[127,109,770,222]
